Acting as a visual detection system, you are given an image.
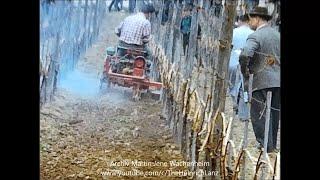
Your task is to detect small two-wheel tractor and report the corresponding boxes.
[100,46,162,101]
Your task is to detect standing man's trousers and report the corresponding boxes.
[109,0,120,11]
[129,0,136,13]
[251,87,280,153]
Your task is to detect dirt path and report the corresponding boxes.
[40,12,189,180]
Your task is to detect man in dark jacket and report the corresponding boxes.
[239,7,280,153]
[180,7,192,54]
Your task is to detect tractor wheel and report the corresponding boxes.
[99,78,104,90]
[99,73,110,93]
[132,86,141,101]
[99,74,105,90]
[107,80,111,88]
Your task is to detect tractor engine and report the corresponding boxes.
[105,46,152,77]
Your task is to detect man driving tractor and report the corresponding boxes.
[114,3,155,60]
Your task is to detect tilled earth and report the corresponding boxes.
[40,89,191,180]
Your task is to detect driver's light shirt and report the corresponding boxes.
[115,12,151,46]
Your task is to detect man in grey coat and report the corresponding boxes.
[239,7,280,153]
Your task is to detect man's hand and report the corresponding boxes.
[115,21,124,37]
[239,55,250,78]
[142,35,150,44]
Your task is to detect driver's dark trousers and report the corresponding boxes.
[117,41,151,60]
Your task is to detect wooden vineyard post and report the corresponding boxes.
[260,91,272,180]
[149,0,237,179]
[240,73,253,179]
[228,66,241,169]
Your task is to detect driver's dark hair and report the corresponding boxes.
[141,3,155,13]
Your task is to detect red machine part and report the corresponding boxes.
[133,68,143,77]
[134,57,145,68]
[133,57,145,77]
[104,54,162,90]
[107,71,162,90]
